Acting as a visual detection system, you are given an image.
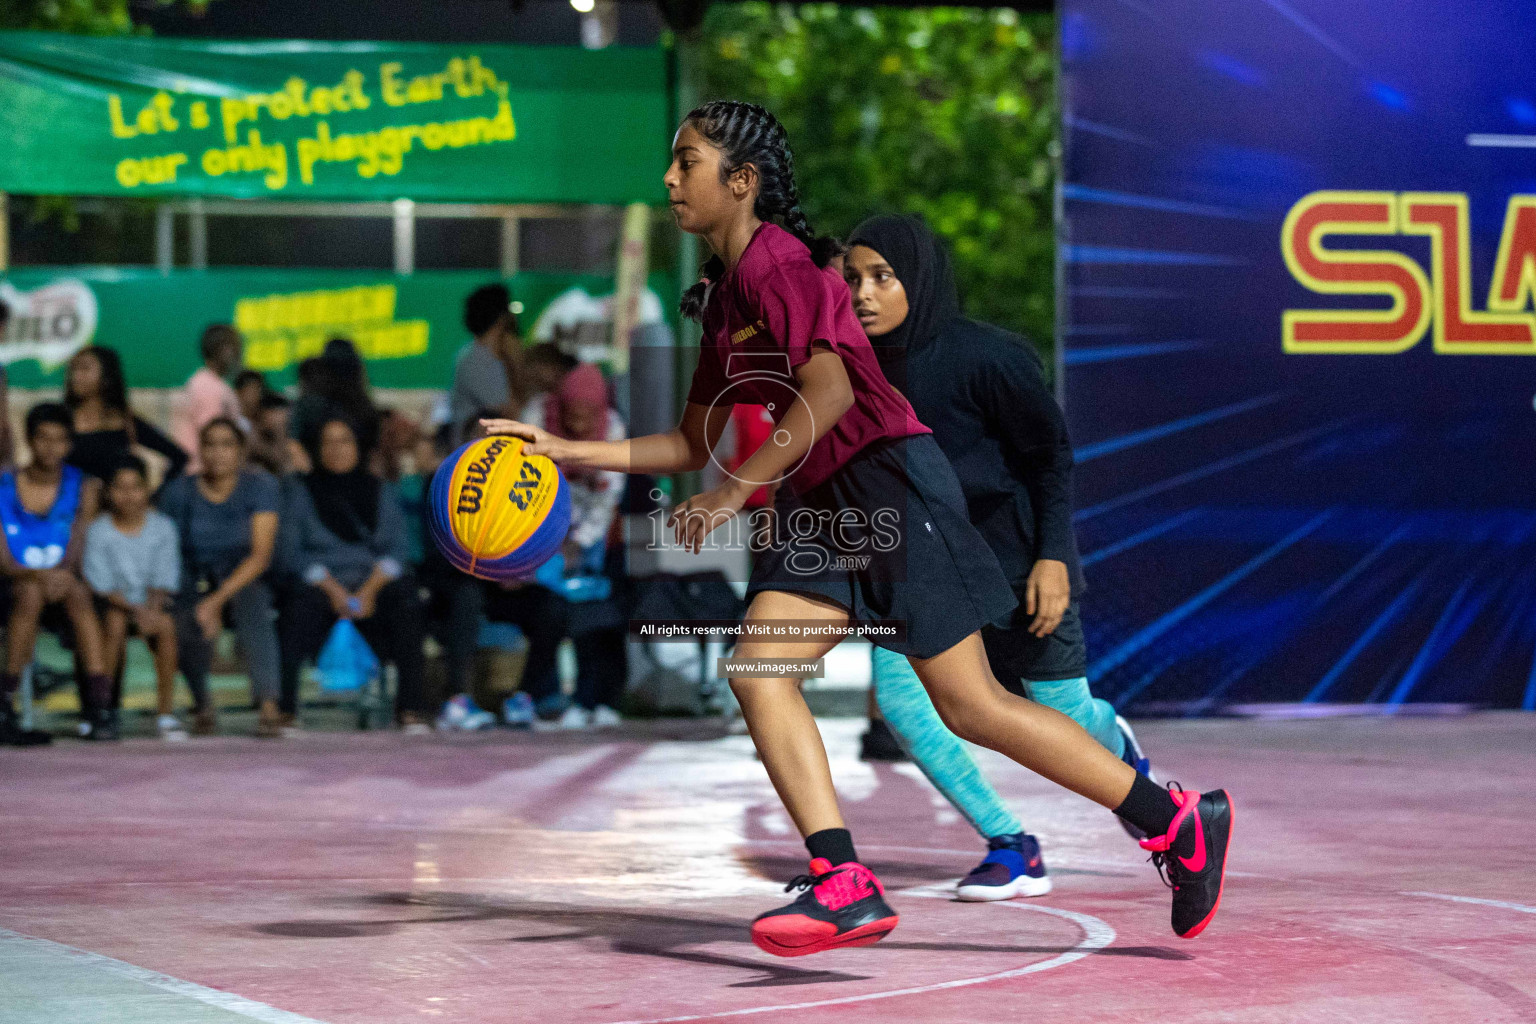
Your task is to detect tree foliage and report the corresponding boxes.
[2,0,216,242]
[0,0,213,35]
[696,3,1057,348]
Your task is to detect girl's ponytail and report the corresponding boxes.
[679,255,725,322]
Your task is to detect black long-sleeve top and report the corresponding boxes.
[68,416,190,484]
[881,318,1085,596]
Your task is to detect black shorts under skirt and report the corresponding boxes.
[984,601,1091,687]
[745,434,1017,659]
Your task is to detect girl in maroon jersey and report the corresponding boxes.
[482,101,1232,953]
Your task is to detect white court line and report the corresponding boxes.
[0,928,331,1024]
[745,838,1256,880]
[602,898,1115,1024]
[837,840,1268,881]
[741,838,1145,874]
[1401,892,1536,915]
[746,836,1274,880]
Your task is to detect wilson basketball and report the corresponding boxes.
[427,435,571,582]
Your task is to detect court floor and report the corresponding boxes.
[2,714,1533,1023]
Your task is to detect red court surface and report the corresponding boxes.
[2,714,1534,1023]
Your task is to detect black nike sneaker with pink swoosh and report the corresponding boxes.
[1139,784,1233,938]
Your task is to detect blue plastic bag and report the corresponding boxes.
[317,619,379,693]
[532,551,567,590]
[532,550,612,603]
[561,575,612,603]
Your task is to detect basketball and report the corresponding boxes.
[427,435,572,582]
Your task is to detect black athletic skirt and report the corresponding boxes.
[745,434,1017,659]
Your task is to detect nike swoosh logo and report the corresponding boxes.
[1178,799,1207,873]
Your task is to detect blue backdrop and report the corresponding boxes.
[1060,0,1536,710]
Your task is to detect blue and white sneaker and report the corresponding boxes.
[436,694,496,732]
[1115,714,1156,839]
[502,692,536,729]
[956,833,1052,901]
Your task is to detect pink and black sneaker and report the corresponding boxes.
[1140,784,1233,939]
[750,858,899,957]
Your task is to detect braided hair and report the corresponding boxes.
[677,101,844,321]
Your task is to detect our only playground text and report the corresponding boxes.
[105,55,516,191]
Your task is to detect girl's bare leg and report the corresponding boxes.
[150,620,178,716]
[729,590,849,837]
[6,579,45,676]
[99,607,128,680]
[63,582,107,677]
[908,631,1137,809]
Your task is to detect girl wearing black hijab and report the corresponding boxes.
[844,214,1157,898]
[287,338,382,472]
[278,416,429,731]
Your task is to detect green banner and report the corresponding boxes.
[0,33,668,203]
[0,267,673,389]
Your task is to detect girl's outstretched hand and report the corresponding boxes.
[668,481,750,554]
[478,419,572,461]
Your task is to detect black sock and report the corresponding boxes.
[1115,774,1182,844]
[805,828,858,866]
[987,832,1025,851]
[87,674,113,713]
[0,673,18,700]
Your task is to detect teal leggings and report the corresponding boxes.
[870,645,1125,840]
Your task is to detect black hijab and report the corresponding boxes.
[847,214,961,364]
[303,417,381,544]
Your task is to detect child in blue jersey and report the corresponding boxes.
[0,404,110,743]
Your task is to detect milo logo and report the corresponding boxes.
[0,279,99,370]
[456,438,512,515]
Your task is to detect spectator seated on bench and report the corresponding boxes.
[0,404,110,743]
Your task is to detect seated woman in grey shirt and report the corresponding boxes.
[157,418,282,737]
[278,416,429,730]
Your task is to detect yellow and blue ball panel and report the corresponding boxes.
[428,435,571,582]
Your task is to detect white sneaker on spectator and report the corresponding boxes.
[558,705,593,730]
[157,714,189,742]
[402,721,433,736]
[591,705,622,729]
[437,694,496,732]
